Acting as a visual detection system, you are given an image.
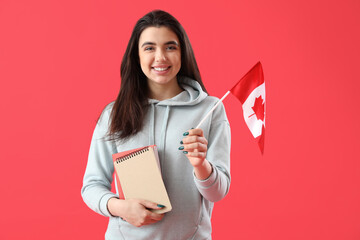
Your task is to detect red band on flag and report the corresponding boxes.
[256,125,265,154]
[230,62,264,104]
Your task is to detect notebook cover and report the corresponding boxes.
[113,146,147,199]
[112,145,172,214]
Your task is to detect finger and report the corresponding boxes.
[143,216,163,226]
[186,151,207,158]
[133,212,163,227]
[143,219,157,226]
[182,142,207,152]
[139,200,165,210]
[147,212,165,221]
[189,128,203,136]
[183,128,204,137]
[181,135,208,145]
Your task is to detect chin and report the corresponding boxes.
[150,77,177,85]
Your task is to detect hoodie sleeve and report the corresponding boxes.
[81,108,118,217]
[193,102,231,202]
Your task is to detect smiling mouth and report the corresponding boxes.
[152,66,171,72]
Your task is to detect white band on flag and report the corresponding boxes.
[242,83,266,138]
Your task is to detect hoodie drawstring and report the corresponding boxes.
[148,103,171,173]
[149,103,155,146]
[159,105,170,170]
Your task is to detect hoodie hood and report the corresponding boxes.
[146,77,208,153]
[148,76,208,106]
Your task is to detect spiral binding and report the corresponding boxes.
[115,147,149,164]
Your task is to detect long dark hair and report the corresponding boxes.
[107,10,207,141]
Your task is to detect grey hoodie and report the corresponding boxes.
[81,77,231,240]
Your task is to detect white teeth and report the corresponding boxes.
[154,67,168,71]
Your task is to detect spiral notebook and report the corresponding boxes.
[112,145,172,214]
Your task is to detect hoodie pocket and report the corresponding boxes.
[188,196,204,239]
[105,217,125,240]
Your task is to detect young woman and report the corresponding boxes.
[81,10,231,240]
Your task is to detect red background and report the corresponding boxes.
[1,0,359,239]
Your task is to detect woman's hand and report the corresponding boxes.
[108,198,164,227]
[180,128,213,179]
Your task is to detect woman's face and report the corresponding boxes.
[138,26,181,88]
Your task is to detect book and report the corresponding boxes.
[112,145,172,214]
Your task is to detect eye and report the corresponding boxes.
[167,45,178,50]
[144,46,154,51]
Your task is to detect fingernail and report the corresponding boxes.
[183,151,188,154]
[180,140,183,144]
[157,204,165,208]
[183,132,189,136]
[178,146,184,150]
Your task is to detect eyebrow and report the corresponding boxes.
[141,41,179,48]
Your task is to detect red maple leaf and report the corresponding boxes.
[251,96,265,121]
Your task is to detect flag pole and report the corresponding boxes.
[195,91,231,129]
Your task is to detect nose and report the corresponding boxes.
[155,49,166,62]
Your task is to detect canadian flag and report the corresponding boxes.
[230,62,266,154]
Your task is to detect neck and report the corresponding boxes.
[148,79,183,101]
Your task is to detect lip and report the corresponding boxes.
[152,65,171,74]
[152,64,170,68]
